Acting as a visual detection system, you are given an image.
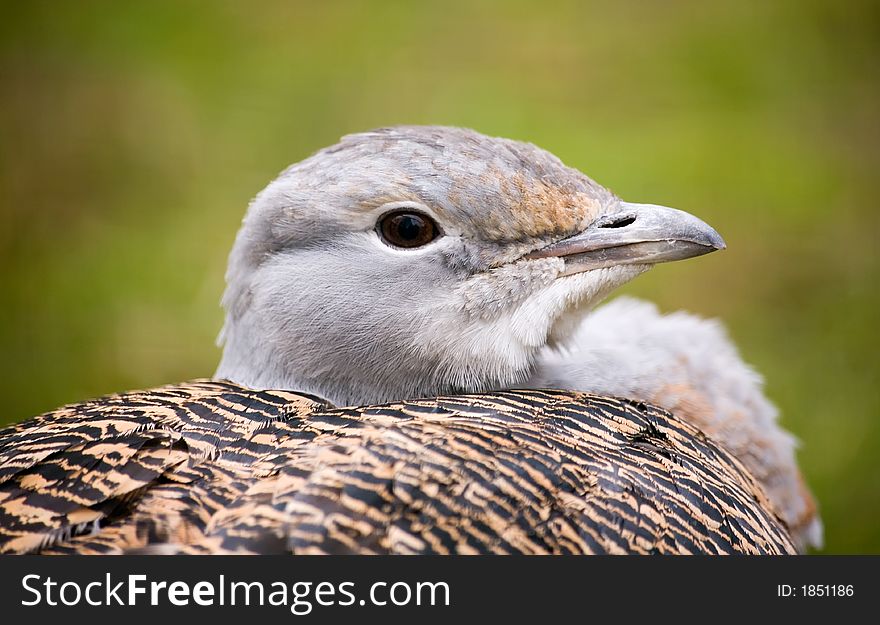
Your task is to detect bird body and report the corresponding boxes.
[0,381,796,554]
[0,125,820,553]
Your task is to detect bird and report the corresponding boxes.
[0,125,820,554]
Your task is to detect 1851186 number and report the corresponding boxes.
[802,585,854,597]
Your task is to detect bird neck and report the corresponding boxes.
[214,306,540,407]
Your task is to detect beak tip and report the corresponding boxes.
[709,231,727,251]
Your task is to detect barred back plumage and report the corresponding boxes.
[0,381,795,555]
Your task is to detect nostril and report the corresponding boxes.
[599,215,636,229]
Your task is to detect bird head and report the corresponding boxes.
[216,126,724,406]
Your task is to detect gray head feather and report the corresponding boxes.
[216,126,698,405]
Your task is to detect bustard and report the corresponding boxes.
[0,126,820,554]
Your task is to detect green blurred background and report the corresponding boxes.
[1,1,877,552]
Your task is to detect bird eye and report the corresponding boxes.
[377,211,439,249]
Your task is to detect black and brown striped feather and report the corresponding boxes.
[0,381,796,554]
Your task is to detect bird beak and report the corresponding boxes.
[524,202,726,275]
